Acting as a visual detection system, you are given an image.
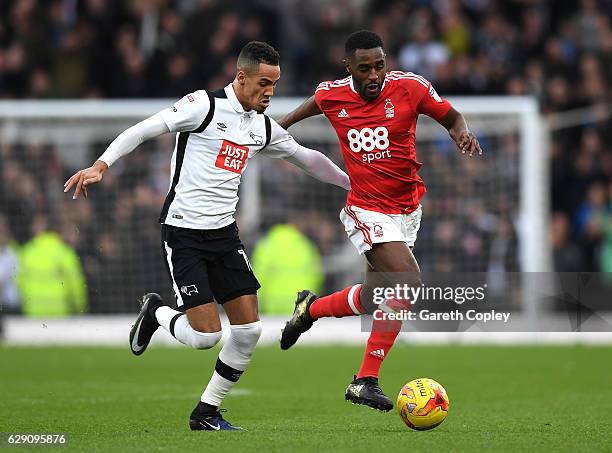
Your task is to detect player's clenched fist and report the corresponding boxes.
[63,160,108,199]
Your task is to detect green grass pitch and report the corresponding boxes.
[1,345,611,452]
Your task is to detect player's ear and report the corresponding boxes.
[236,70,247,85]
[343,58,351,74]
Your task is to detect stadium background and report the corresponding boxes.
[1,0,610,318]
[1,1,611,451]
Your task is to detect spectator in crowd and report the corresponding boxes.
[398,11,450,81]
[601,182,612,272]
[252,224,323,314]
[551,212,585,272]
[16,214,87,317]
[0,215,20,313]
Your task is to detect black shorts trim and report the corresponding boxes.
[215,287,258,305]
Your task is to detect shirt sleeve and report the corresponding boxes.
[159,90,211,132]
[416,81,452,120]
[314,81,329,111]
[98,112,170,167]
[259,118,299,159]
[285,145,350,190]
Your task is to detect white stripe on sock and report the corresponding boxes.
[347,284,362,315]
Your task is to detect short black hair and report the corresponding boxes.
[237,41,280,73]
[345,30,384,56]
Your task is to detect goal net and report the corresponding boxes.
[0,97,548,323]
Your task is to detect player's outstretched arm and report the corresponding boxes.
[64,113,170,199]
[285,145,350,190]
[438,107,483,157]
[278,96,322,129]
[261,117,350,190]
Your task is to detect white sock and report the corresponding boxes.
[155,306,222,349]
[201,321,262,406]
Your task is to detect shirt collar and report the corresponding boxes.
[225,83,252,114]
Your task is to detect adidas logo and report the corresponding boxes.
[350,384,364,396]
[370,349,385,359]
[338,108,349,118]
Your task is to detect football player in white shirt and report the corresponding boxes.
[64,42,350,431]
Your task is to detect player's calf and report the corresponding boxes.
[197,320,262,426]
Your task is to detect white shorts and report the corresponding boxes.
[340,205,422,255]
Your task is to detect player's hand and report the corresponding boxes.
[456,131,482,157]
[63,160,108,199]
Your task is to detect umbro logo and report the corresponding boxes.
[370,349,385,359]
[217,122,227,132]
[180,285,198,296]
[338,109,349,118]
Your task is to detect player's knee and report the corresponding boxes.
[231,321,262,351]
[190,329,223,350]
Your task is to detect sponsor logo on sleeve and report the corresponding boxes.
[429,85,442,103]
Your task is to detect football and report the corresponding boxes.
[397,378,449,431]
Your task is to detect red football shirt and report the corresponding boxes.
[315,71,452,214]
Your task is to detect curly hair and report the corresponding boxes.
[345,30,384,56]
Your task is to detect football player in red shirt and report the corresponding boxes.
[278,30,482,411]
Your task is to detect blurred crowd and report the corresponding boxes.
[0,130,520,314]
[0,0,611,315]
[0,139,173,314]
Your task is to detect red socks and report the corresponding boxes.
[356,317,401,379]
[356,298,410,379]
[308,284,364,320]
[308,286,408,380]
